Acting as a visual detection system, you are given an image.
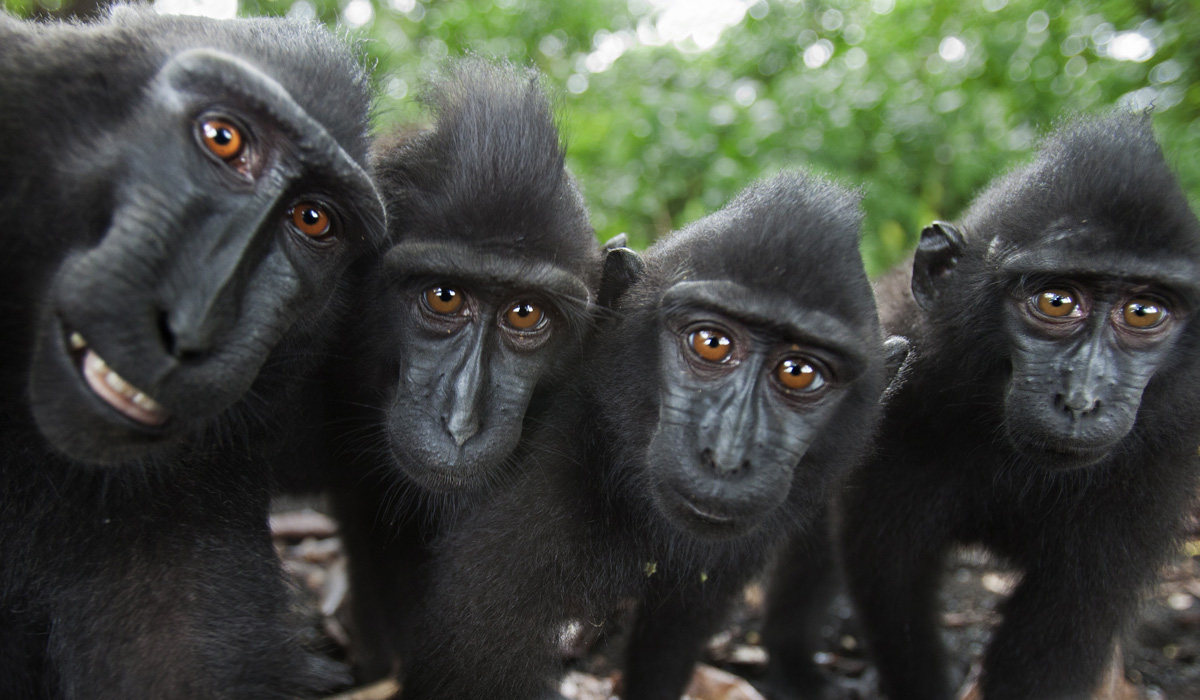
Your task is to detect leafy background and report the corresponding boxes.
[10,0,1199,275]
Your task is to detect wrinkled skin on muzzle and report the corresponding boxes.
[28,49,385,465]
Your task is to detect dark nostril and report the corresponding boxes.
[157,310,209,362]
[157,310,177,356]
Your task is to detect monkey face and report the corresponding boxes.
[372,242,595,494]
[642,280,870,539]
[917,209,1200,472]
[381,285,560,493]
[27,49,384,466]
[1002,278,1188,469]
[981,220,1199,470]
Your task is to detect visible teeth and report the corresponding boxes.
[79,348,167,426]
[69,332,87,350]
[86,351,108,374]
[131,392,164,413]
[104,368,131,394]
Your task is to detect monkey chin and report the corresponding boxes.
[651,480,762,541]
[394,461,493,495]
[386,430,517,496]
[1008,432,1116,471]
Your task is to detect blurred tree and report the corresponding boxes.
[5,0,1196,273]
[5,0,123,19]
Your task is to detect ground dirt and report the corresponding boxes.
[273,504,1200,700]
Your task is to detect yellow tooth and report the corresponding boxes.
[104,369,131,396]
[86,351,108,373]
[69,332,86,350]
[131,392,164,413]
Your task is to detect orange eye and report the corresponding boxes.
[1122,298,1166,329]
[1034,289,1078,318]
[290,203,331,238]
[425,285,464,314]
[505,301,545,331]
[200,119,244,161]
[690,329,733,363]
[777,358,823,392]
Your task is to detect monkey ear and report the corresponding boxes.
[598,236,644,309]
[883,335,911,380]
[602,232,629,251]
[881,335,913,404]
[911,221,965,312]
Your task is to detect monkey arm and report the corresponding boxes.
[979,563,1127,700]
[622,570,747,700]
[760,514,841,699]
[839,459,962,700]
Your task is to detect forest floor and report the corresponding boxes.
[273,504,1200,700]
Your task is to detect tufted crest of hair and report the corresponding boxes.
[960,111,1200,255]
[374,58,595,271]
[640,170,873,327]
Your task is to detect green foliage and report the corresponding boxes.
[10,0,1198,274]
[1,0,36,15]
[345,0,1200,273]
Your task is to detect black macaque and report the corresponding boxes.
[321,60,602,680]
[394,171,889,700]
[0,8,385,699]
[830,113,1200,700]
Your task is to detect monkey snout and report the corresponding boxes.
[1053,391,1101,419]
[700,447,750,477]
[444,411,480,447]
[156,307,217,362]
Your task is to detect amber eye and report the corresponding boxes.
[200,119,244,161]
[1034,289,1079,318]
[777,358,824,392]
[690,328,733,363]
[289,203,331,238]
[504,301,545,331]
[1122,298,1167,329]
[425,285,464,314]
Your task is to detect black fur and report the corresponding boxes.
[835,113,1200,700]
[0,8,384,698]
[320,60,603,680]
[397,172,888,700]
